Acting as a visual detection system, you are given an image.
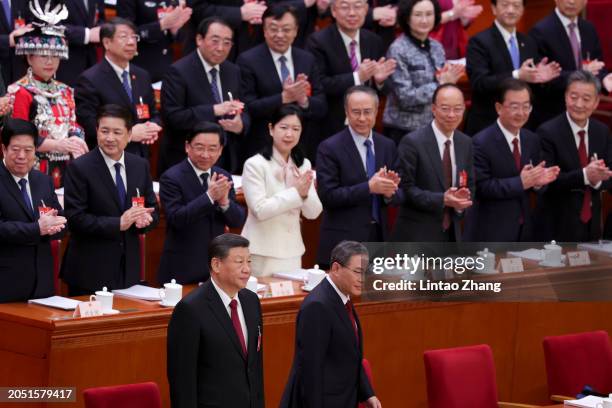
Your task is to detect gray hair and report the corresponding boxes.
[330,241,369,266]
[567,70,602,94]
[329,0,368,6]
[343,85,380,109]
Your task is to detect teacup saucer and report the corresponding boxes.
[538,260,565,268]
[102,309,120,315]
[301,285,314,292]
[159,300,178,307]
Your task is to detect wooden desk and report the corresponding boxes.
[3,270,612,407]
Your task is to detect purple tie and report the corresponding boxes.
[568,22,581,69]
[1,0,11,28]
[349,40,359,72]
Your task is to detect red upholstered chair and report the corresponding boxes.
[83,382,161,408]
[359,359,374,408]
[424,344,537,408]
[543,330,612,402]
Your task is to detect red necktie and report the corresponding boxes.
[345,300,359,344]
[577,130,592,223]
[512,138,524,225]
[229,299,247,357]
[442,140,452,230]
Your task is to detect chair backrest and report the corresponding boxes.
[424,344,499,408]
[543,330,612,397]
[358,358,374,408]
[83,382,161,408]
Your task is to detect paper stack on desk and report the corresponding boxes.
[112,285,161,301]
[564,395,604,407]
[273,269,308,282]
[507,249,544,261]
[578,242,612,255]
[28,296,81,310]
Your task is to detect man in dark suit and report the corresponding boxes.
[167,233,264,408]
[463,79,559,242]
[117,0,192,82]
[237,4,327,163]
[62,105,159,295]
[280,240,381,408]
[0,119,66,303]
[307,0,395,139]
[465,0,560,135]
[538,70,612,242]
[317,86,401,267]
[56,0,105,85]
[529,0,610,123]
[0,0,30,84]
[160,17,248,174]
[393,84,475,242]
[75,17,162,158]
[159,122,245,285]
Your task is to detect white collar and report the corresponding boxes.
[197,49,221,75]
[497,119,520,142]
[187,158,212,178]
[566,111,589,135]
[105,56,130,77]
[99,148,126,169]
[348,125,373,143]
[555,7,578,27]
[494,19,517,43]
[432,120,454,144]
[338,27,360,48]
[326,275,349,305]
[211,277,240,309]
[3,159,29,184]
[269,46,292,63]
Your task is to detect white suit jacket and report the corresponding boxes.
[241,154,322,257]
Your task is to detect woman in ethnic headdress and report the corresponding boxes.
[8,0,88,188]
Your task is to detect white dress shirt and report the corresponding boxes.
[326,275,349,305]
[211,277,248,345]
[269,47,295,84]
[197,49,223,101]
[555,8,582,45]
[338,29,362,86]
[432,121,457,186]
[497,119,521,155]
[105,56,131,85]
[348,126,375,174]
[99,149,127,191]
[566,112,600,188]
[494,20,522,79]
[4,160,32,208]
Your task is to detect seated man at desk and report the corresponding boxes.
[0,119,66,303]
[61,104,159,296]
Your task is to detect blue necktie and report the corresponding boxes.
[18,178,34,216]
[121,70,133,103]
[1,0,11,28]
[509,36,520,70]
[279,55,290,83]
[114,162,127,210]
[364,139,380,224]
[200,172,209,191]
[209,68,222,104]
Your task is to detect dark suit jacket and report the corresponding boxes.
[56,0,106,85]
[538,113,612,241]
[0,0,29,84]
[74,58,160,157]
[463,123,542,241]
[529,12,607,123]
[61,148,159,291]
[465,25,540,135]
[392,124,475,242]
[236,43,327,163]
[280,278,374,408]
[117,0,176,82]
[0,163,64,302]
[158,160,245,284]
[316,128,400,265]
[160,51,249,174]
[167,280,264,408]
[307,24,388,139]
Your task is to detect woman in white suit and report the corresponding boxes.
[241,105,323,276]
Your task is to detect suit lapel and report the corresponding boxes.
[0,163,34,220]
[561,116,583,169]
[124,154,138,209]
[28,172,43,221]
[205,282,248,361]
[94,148,124,212]
[72,0,88,22]
[424,127,447,190]
[219,61,234,102]
[493,124,520,173]
[372,133,385,171]
[190,52,217,104]
[490,25,515,70]
[322,279,359,352]
[332,25,353,73]
[102,59,134,108]
[239,290,259,365]
[263,46,284,91]
[342,129,368,180]
[0,5,11,32]
[551,13,577,69]
[180,159,205,197]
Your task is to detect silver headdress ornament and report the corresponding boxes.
[15,0,69,59]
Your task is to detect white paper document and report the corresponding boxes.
[507,249,544,261]
[564,396,604,407]
[578,242,612,255]
[112,285,161,301]
[28,296,81,310]
[273,269,308,282]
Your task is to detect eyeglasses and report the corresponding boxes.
[349,108,376,118]
[336,1,367,13]
[208,36,233,48]
[266,26,296,35]
[504,103,533,114]
[435,105,466,115]
[189,144,221,154]
[116,34,140,43]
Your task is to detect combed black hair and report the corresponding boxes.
[1,118,38,147]
[260,105,305,168]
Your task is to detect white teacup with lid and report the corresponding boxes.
[91,286,114,312]
[247,276,259,293]
[543,240,563,265]
[476,248,496,273]
[159,279,182,306]
[306,265,325,290]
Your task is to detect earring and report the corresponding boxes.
[27,66,33,80]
